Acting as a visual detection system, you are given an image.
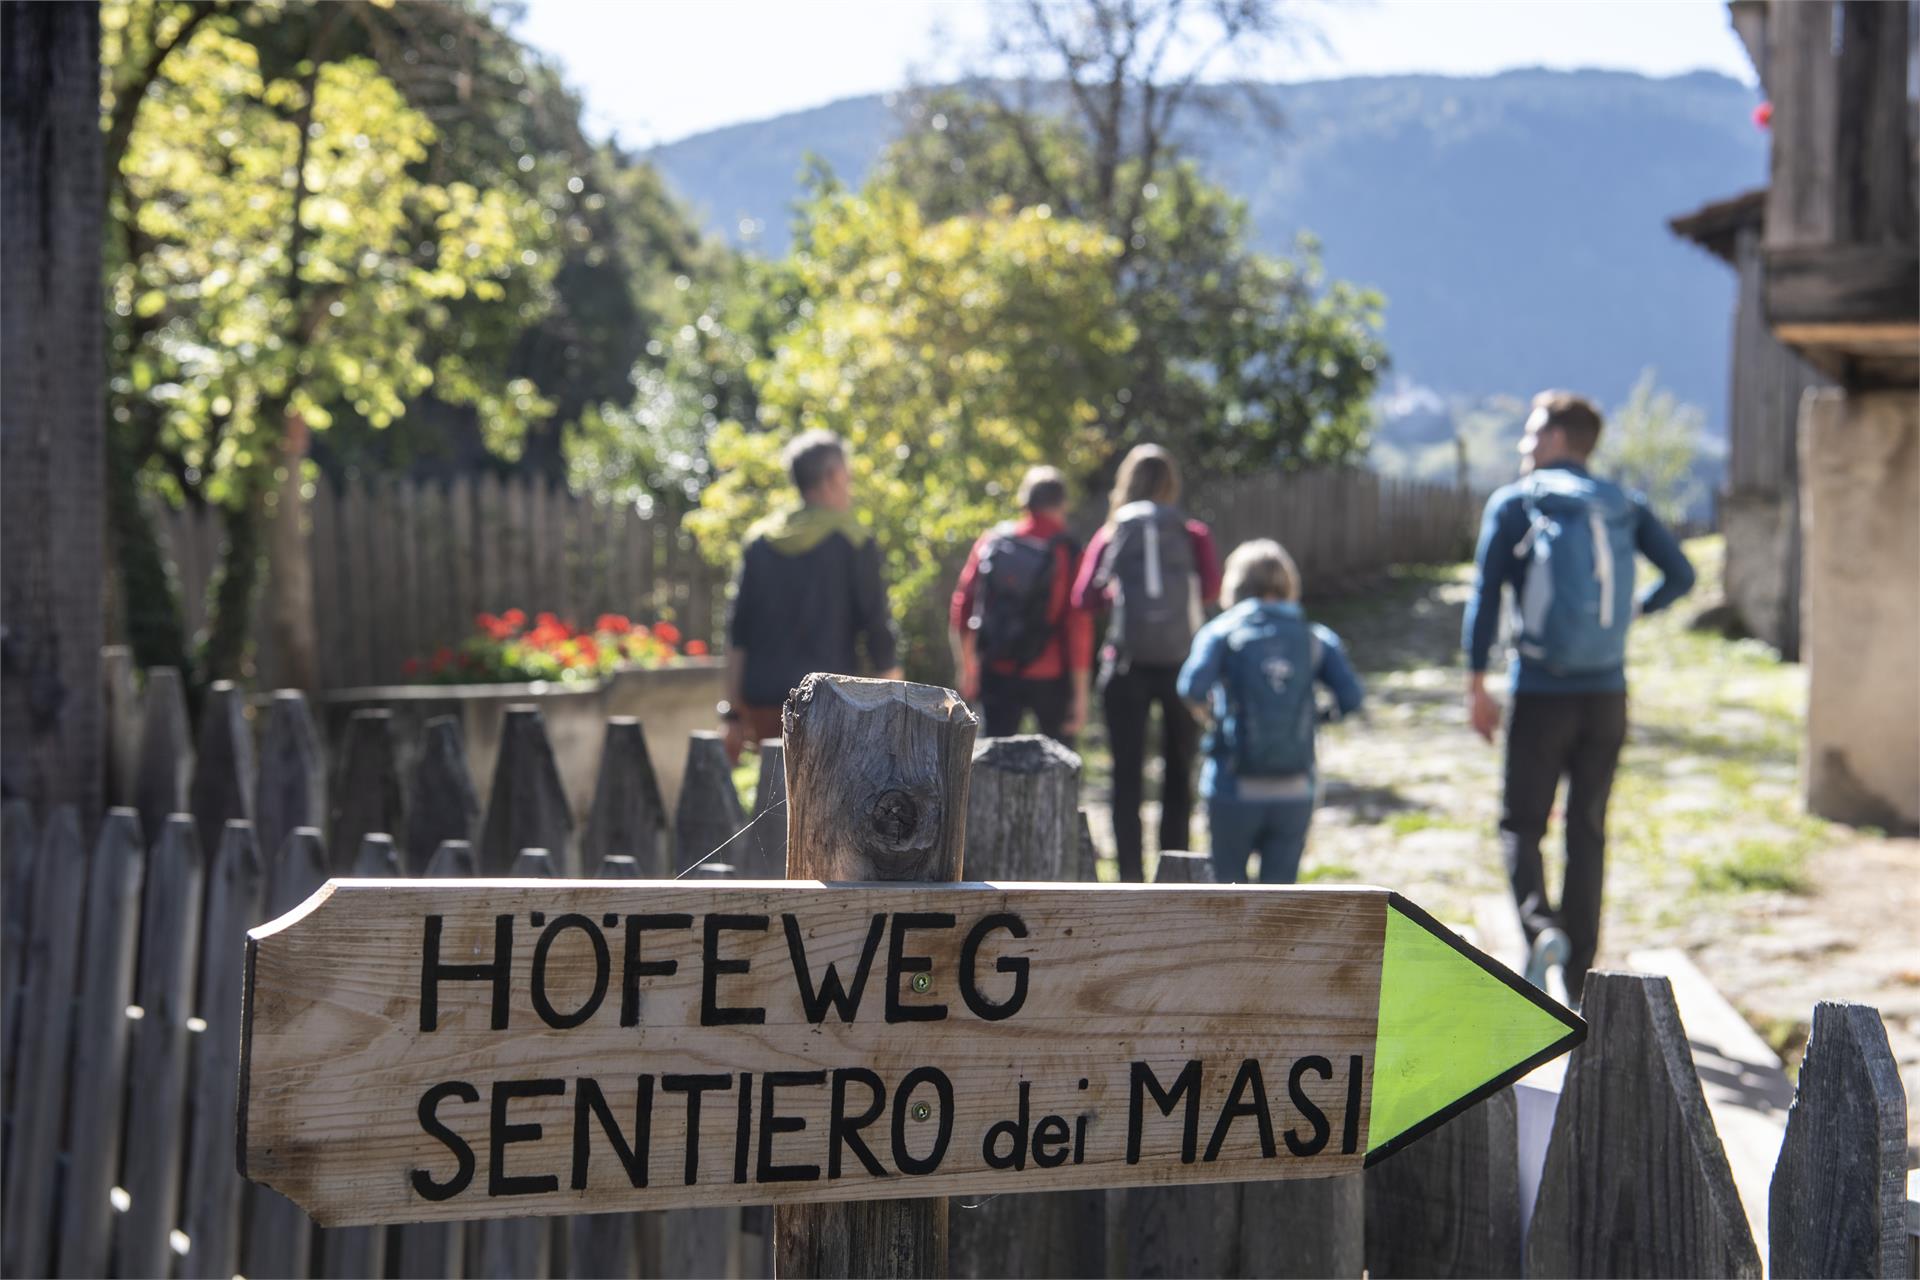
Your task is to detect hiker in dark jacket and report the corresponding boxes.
[720,430,901,762]
[1464,390,1696,1002]
[1178,539,1363,885]
[949,466,1093,744]
[1071,444,1221,882]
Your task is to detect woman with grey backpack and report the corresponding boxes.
[1071,444,1221,881]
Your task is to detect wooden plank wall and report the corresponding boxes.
[1729,226,1830,498]
[1193,467,1482,595]
[158,478,726,689]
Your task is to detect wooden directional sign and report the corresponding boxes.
[238,880,1581,1226]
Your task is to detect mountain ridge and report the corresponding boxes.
[647,69,1766,432]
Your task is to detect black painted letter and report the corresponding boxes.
[413,1081,478,1201]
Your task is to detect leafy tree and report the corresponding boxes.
[687,186,1133,674]
[106,1,557,678]
[1598,370,1704,525]
[882,91,1385,475]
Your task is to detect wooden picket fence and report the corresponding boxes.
[1189,468,1484,592]
[159,476,725,691]
[155,467,1480,693]
[5,663,1908,1279]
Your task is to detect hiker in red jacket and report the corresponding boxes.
[1072,444,1222,881]
[949,466,1093,744]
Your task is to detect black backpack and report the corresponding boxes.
[1097,501,1197,667]
[970,525,1073,668]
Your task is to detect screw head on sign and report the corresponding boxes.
[911,971,932,994]
[911,1101,932,1122]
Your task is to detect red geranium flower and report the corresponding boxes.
[502,608,527,629]
[594,613,632,635]
[654,621,682,648]
[685,639,709,657]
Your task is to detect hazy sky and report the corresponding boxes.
[512,0,1756,149]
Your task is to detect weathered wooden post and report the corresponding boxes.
[404,716,479,875]
[54,809,145,1277]
[317,834,407,1280]
[245,827,330,1280]
[473,846,559,1278]
[133,666,192,842]
[479,706,576,876]
[1076,808,1100,882]
[1363,1089,1521,1278]
[567,849,652,1280]
[394,835,476,1280]
[255,690,326,892]
[332,708,403,874]
[730,738,788,879]
[959,736,1078,882]
[1,808,86,1278]
[949,736,1103,1280]
[102,646,143,806]
[1528,972,1761,1278]
[1769,1001,1909,1278]
[115,814,205,1277]
[424,837,477,880]
[0,798,36,1108]
[776,675,978,1279]
[180,820,267,1280]
[190,679,255,854]
[674,729,744,872]
[1116,850,1242,1279]
[582,717,669,878]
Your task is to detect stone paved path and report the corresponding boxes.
[1079,539,1919,1152]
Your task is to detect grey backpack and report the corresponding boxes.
[1097,500,1197,667]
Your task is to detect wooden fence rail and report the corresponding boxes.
[2,661,1905,1279]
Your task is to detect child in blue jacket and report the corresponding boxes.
[1177,539,1364,883]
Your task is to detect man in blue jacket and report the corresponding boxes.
[1463,391,1696,1004]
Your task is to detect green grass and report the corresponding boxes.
[1386,810,1452,837]
[1688,835,1815,895]
[1299,861,1361,884]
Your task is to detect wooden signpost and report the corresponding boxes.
[237,674,1583,1277]
[238,881,1579,1226]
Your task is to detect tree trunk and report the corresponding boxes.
[199,490,264,682]
[267,415,319,690]
[1,0,106,817]
[106,415,193,678]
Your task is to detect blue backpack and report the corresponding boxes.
[1220,606,1321,778]
[1511,470,1639,675]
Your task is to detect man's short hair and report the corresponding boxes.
[1017,465,1068,513]
[1532,391,1604,456]
[784,430,848,495]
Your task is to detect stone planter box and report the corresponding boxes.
[319,658,727,825]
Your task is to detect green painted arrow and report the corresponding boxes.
[1367,893,1585,1164]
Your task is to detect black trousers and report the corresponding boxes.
[979,668,1074,744]
[1502,690,1628,1000]
[1102,661,1197,882]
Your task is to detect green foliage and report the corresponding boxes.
[687,186,1132,673]
[1598,369,1705,525]
[108,13,554,496]
[100,0,726,675]
[881,90,1387,475]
